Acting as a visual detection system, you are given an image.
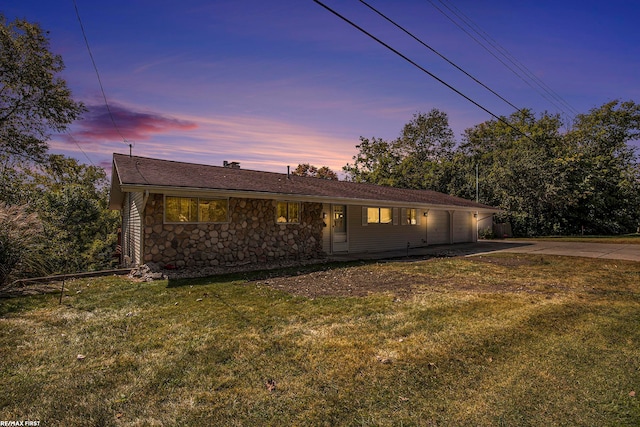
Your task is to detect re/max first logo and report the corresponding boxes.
[0,422,40,426]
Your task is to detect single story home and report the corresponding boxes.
[109,153,499,268]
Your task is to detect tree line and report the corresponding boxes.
[343,105,640,237]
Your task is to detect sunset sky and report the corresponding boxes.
[6,0,640,174]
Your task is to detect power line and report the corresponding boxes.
[72,0,131,146]
[438,0,578,117]
[431,0,579,119]
[439,0,579,116]
[312,0,537,143]
[359,0,521,112]
[64,130,96,167]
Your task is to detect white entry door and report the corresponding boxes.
[332,205,348,252]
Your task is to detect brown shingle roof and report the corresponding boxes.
[110,153,496,211]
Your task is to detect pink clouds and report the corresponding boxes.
[71,104,198,144]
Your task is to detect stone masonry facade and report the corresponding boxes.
[143,194,325,268]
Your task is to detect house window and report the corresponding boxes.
[276,201,300,223]
[367,207,393,224]
[165,196,228,223]
[407,208,417,225]
[166,196,198,222]
[199,199,229,223]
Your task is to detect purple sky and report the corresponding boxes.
[6,0,640,174]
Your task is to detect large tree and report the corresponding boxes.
[0,15,84,165]
[452,109,567,236]
[0,16,120,285]
[28,155,121,274]
[343,109,455,191]
[561,100,640,234]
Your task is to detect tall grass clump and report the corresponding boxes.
[0,203,49,289]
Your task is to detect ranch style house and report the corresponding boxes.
[109,153,499,268]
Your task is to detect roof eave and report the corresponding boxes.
[108,159,124,210]
[117,183,500,213]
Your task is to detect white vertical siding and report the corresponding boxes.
[347,205,426,253]
[122,192,144,267]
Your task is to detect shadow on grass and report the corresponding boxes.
[165,241,533,289]
[165,260,374,288]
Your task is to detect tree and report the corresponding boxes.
[394,110,455,161]
[453,110,568,236]
[292,163,339,180]
[343,136,400,185]
[393,110,455,191]
[0,17,119,282]
[343,109,455,191]
[28,155,121,273]
[562,100,640,234]
[0,15,84,165]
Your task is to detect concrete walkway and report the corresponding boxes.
[328,240,640,262]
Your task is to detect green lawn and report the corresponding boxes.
[1,254,639,426]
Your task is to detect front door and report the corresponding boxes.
[332,205,348,252]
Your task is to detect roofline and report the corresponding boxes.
[109,158,125,210]
[116,183,501,213]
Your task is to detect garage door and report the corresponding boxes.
[453,211,472,243]
[427,210,449,245]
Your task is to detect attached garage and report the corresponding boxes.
[453,211,473,243]
[427,210,450,245]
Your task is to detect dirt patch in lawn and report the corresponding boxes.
[252,265,425,298]
[249,254,560,299]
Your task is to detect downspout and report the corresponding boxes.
[142,190,150,212]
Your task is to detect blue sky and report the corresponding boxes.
[5,0,640,174]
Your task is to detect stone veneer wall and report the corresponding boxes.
[143,194,325,267]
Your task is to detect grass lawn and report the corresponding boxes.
[1,254,639,426]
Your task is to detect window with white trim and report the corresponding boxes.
[367,207,393,224]
[165,196,228,223]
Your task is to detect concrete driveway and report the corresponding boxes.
[484,239,640,262]
[330,240,640,262]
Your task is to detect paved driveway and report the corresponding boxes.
[330,240,640,262]
[485,240,640,262]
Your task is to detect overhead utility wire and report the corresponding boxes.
[431,0,578,119]
[438,0,579,117]
[438,0,578,117]
[72,0,131,146]
[64,130,96,166]
[312,0,535,142]
[427,0,562,114]
[359,0,520,112]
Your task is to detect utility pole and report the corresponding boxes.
[475,163,479,203]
